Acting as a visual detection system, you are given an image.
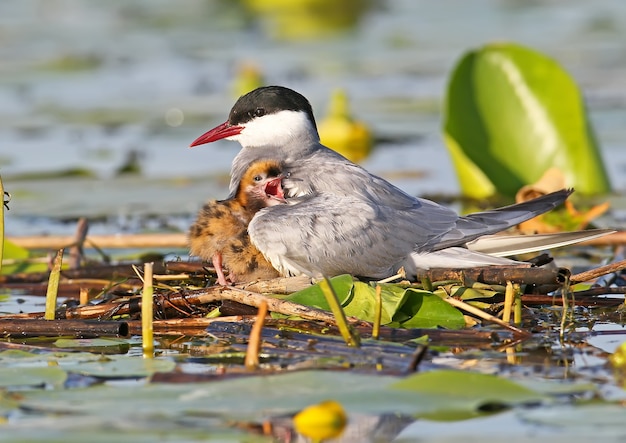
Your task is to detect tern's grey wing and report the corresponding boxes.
[423,189,572,251]
[248,193,457,279]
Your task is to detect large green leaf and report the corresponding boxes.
[285,278,465,328]
[443,42,610,198]
[395,289,465,329]
[283,274,355,311]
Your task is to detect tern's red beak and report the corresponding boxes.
[189,121,243,147]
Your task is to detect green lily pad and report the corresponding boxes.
[391,370,545,420]
[65,356,176,378]
[0,349,40,360]
[0,350,110,365]
[519,403,626,435]
[0,350,173,381]
[0,366,67,388]
[54,338,131,353]
[16,370,591,425]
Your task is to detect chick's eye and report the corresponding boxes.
[253,174,262,182]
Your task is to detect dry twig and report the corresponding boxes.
[245,300,267,369]
[443,296,530,338]
[570,259,626,284]
[58,286,357,326]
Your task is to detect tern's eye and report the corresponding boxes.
[253,107,265,118]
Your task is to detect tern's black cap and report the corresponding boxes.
[228,86,317,131]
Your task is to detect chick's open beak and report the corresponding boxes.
[264,176,286,203]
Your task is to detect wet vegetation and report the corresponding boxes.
[2,1,626,441]
[1,208,626,440]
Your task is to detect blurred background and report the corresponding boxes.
[1,0,625,236]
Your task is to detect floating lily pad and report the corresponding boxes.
[391,370,545,420]
[0,366,67,388]
[54,338,131,354]
[64,356,176,378]
[16,369,597,428]
[519,403,626,433]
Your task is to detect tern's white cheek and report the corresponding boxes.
[234,111,316,148]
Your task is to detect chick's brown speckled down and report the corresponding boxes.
[188,159,285,285]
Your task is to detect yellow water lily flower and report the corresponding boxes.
[293,400,347,442]
[319,89,372,163]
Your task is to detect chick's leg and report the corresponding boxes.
[212,253,231,286]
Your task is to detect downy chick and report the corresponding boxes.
[189,159,285,285]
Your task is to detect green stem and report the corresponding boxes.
[559,276,571,341]
[372,285,382,340]
[45,249,64,320]
[513,283,522,326]
[319,277,360,347]
[142,262,154,358]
